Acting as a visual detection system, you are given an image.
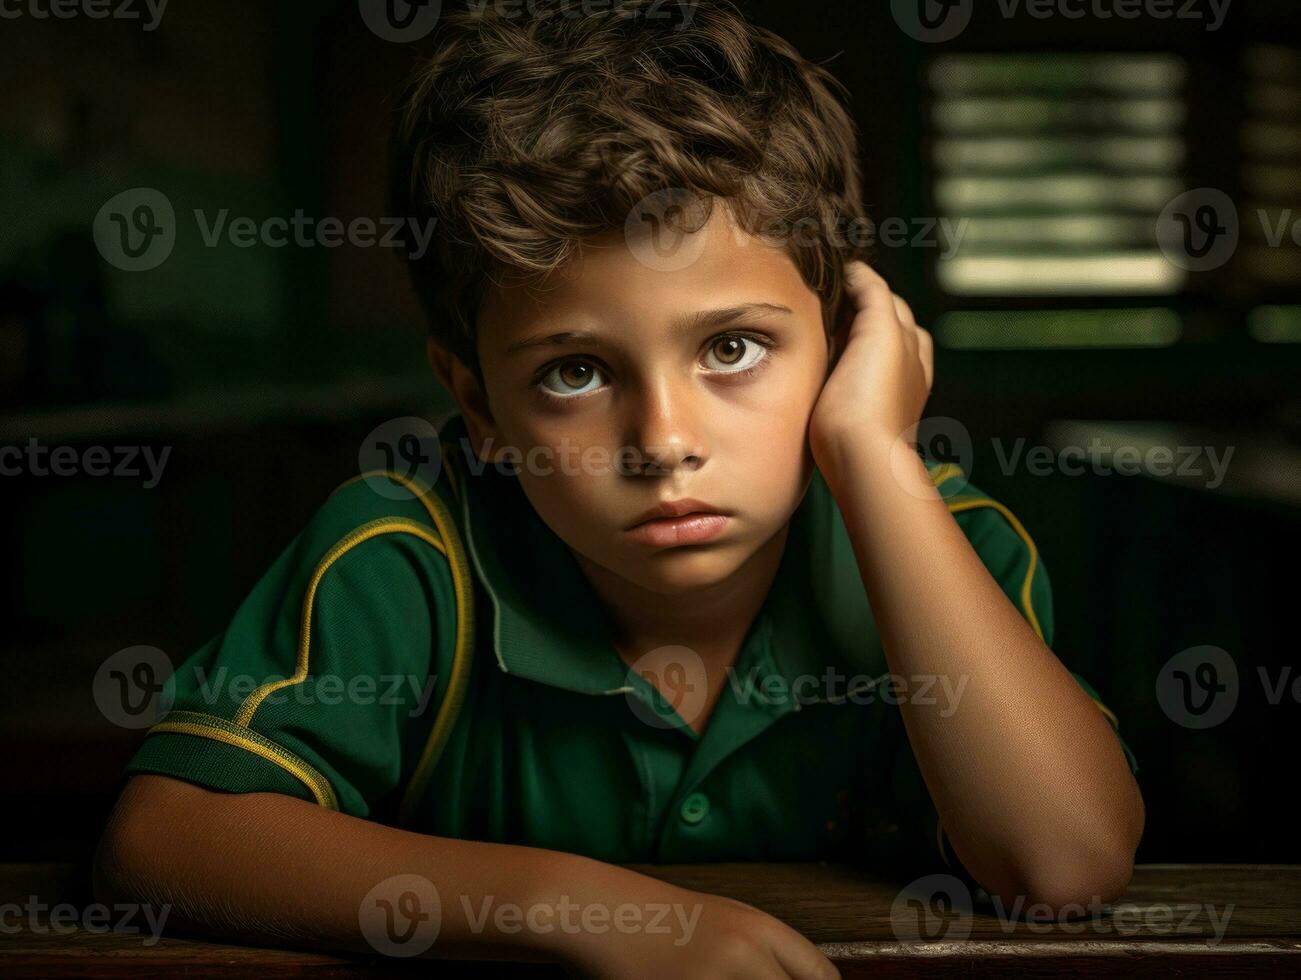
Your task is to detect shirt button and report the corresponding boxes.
[679,792,710,825]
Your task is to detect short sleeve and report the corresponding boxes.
[123,478,460,819]
[848,469,1138,887]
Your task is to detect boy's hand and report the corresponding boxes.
[809,260,933,484]
[563,884,840,980]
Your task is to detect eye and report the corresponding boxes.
[537,359,606,399]
[703,333,772,374]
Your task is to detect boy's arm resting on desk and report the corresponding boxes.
[821,440,1145,911]
[92,774,838,979]
[93,772,595,963]
[811,262,1144,913]
[93,482,838,978]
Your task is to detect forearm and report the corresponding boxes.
[820,437,1144,906]
[94,774,667,965]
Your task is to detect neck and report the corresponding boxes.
[573,522,791,663]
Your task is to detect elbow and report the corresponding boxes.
[1029,777,1146,911]
[990,789,1145,916]
[93,777,167,907]
[93,802,144,907]
[972,844,1136,919]
[1015,845,1136,913]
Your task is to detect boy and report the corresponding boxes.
[95,1,1143,976]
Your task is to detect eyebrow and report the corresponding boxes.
[502,302,795,357]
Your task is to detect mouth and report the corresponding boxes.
[624,499,732,548]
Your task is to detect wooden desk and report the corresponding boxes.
[3,862,1298,977]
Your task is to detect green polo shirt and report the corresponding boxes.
[125,412,1138,877]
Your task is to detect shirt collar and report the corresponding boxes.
[437,413,887,704]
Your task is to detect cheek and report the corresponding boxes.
[727,351,823,504]
[508,437,617,541]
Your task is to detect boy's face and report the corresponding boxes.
[452,201,832,598]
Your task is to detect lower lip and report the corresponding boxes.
[626,513,729,548]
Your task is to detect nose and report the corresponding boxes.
[625,374,707,477]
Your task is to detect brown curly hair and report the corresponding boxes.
[388,0,869,382]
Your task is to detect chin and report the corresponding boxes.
[623,546,746,595]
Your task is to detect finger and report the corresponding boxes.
[915,325,934,391]
[898,296,920,362]
[770,928,841,980]
[892,292,917,329]
[842,260,897,336]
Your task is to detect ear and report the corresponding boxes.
[426,337,507,465]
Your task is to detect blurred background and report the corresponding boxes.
[1,0,1297,867]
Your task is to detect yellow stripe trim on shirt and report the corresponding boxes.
[944,496,1045,642]
[1094,700,1120,730]
[146,710,340,809]
[317,462,478,820]
[944,495,1123,730]
[233,517,449,727]
[927,462,966,489]
[397,448,477,824]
